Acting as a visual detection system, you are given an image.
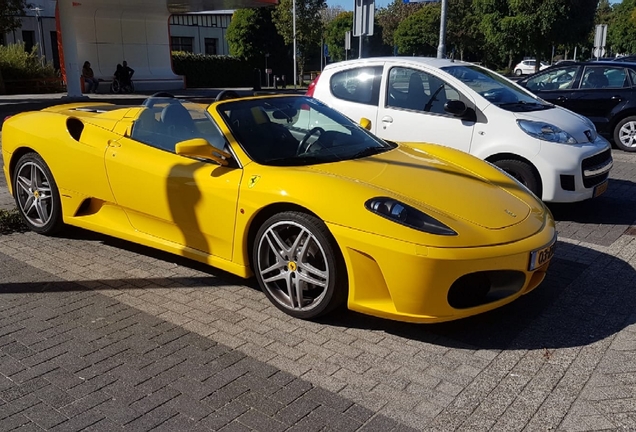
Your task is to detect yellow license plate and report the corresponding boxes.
[529,237,556,271]
[594,180,608,198]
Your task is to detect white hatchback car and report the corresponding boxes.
[307,57,613,203]
[514,59,550,76]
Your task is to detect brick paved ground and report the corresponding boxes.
[2,112,636,430]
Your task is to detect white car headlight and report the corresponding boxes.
[517,120,577,144]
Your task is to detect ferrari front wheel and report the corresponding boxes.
[13,152,64,235]
[253,211,347,319]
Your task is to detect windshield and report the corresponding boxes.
[217,96,394,166]
[442,65,553,112]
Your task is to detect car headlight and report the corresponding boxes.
[365,197,457,236]
[517,120,577,144]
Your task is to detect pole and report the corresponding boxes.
[292,0,297,89]
[437,0,447,59]
[320,37,323,71]
[359,36,363,59]
[551,45,555,65]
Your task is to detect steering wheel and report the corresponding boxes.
[297,127,325,154]
[215,90,240,101]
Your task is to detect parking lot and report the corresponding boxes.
[1,95,636,431]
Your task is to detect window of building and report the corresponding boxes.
[205,38,218,55]
[171,36,194,53]
[22,30,35,52]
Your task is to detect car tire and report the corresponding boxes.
[514,69,522,76]
[613,116,636,152]
[253,211,347,319]
[493,159,541,197]
[12,152,64,235]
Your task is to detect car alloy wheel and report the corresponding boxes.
[253,211,347,319]
[13,153,64,234]
[614,116,636,152]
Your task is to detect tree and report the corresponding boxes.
[319,5,345,26]
[608,0,636,54]
[273,0,326,83]
[376,0,425,48]
[475,0,598,71]
[324,11,355,62]
[394,4,440,56]
[0,0,28,35]
[447,0,483,61]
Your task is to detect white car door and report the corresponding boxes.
[375,66,475,153]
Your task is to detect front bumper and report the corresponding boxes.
[538,137,612,203]
[328,221,556,323]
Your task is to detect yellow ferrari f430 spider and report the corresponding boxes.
[2,93,556,323]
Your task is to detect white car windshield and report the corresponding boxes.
[217,96,394,166]
[442,65,553,112]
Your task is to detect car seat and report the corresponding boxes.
[405,73,425,111]
[586,70,609,88]
[161,103,197,141]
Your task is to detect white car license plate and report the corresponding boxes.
[594,180,608,198]
[529,237,556,271]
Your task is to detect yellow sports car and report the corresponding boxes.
[1,93,556,323]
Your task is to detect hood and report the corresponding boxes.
[513,106,596,144]
[309,146,531,230]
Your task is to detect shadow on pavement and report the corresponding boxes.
[549,178,636,226]
[2,227,635,352]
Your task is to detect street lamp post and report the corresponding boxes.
[265,53,269,88]
[293,0,297,89]
[436,0,447,59]
[31,6,45,62]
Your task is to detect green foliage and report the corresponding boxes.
[447,0,484,61]
[272,0,326,79]
[171,52,253,87]
[608,0,636,55]
[324,12,355,62]
[0,208,26,235]
[0,43,58,80]
[475,0,598,69]
[377,0,425,48]
[0,0,27,35]
[226,7,286,69]
[394,4,440,56]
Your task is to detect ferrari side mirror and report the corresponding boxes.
[175,138,231,166]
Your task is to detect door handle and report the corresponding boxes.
[381,116,393,123]
[611,95,622,101]
[556,96,567,102]
[107,140,121,148]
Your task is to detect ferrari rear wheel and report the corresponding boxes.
[13,152,64,235]
[253,211,347,319]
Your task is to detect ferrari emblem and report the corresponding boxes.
[287,261,297,272]
[248,175,261,188]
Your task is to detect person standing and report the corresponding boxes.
[121,61,135,89]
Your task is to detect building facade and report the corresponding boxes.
[2,3,234,71]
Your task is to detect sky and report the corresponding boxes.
[326,0,622,14]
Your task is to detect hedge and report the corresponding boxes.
[171,52,255,88]
[0,43,63,94]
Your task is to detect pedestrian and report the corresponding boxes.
[82,61,99,93]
